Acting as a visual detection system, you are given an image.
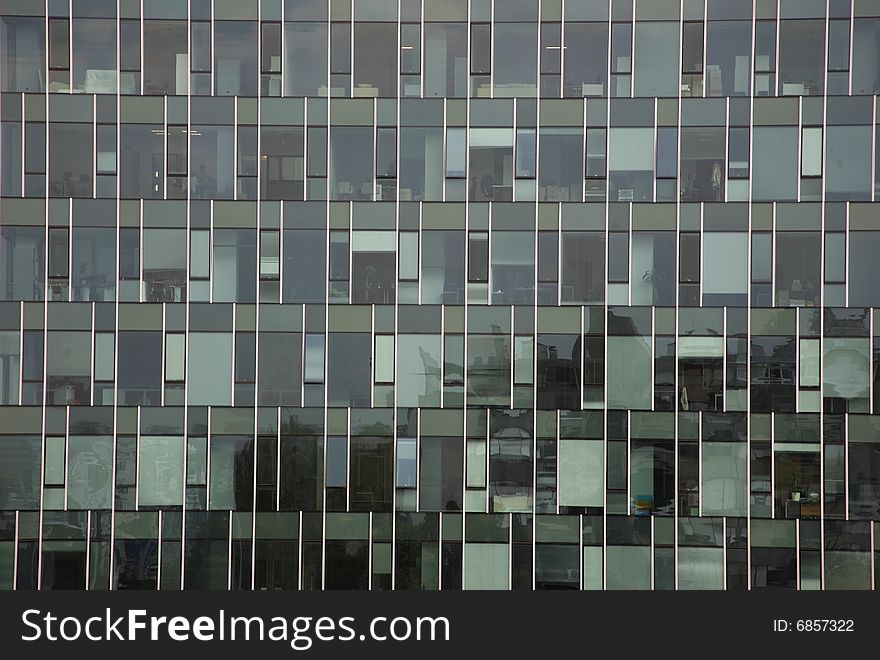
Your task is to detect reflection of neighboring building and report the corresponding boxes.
[536,337,580,410]
[489,411,533,513]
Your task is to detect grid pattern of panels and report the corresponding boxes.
[0,0,879,591]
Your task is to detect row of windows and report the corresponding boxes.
[0,406,879,519]
[4,95,880,202]
[1,301,879,411]
[1,512,878,590]
[4,209,880,307]
[4,0,880,98]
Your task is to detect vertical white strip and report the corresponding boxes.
[233,95,239,200]
[160,303,166,406]
[251,367,258,592]
[650,515,655,591]
[210,0,215,97]
[774,1,780,97]
[368,511,373,590]
[698,412,702,518]
[179,0,192,594]
[770,411,775,519]
[227,511,233,590]
[156,89,166,200]
[134,406,140,511]
[18,303,23,406]
[276,405,282,511]
[63,406,69,509]
[702,0,708,98]
[509,513,514,590]
[872,96,877,202]
[205,408,212,510]
[92,94,97,199]
[297,511,303,591]
[85,510,91,589]
[156,510,162,590]
[871,521,876,590]
[626,410,631,516]
[722,516,727,590]
[20,93,26,197]
[723,306,728,412]
[746,0,756,591]
[489,0,494,97]
[13,511,19,590]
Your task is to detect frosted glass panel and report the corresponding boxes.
[138,436,184,507]
[701,442,747,516]
[464,543,509,589]
[606,545,651,590]
[703,233,748,295]
[188,333,233,405]
[607,336,652,409]
[633,22,679,97]
[559,440,604,507]
[678,547,724,590]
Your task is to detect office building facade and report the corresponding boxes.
[1,0,879,590]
